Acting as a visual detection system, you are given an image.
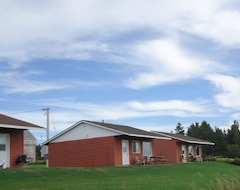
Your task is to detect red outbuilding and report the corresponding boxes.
[43,120,170,167]
[0,114,44,168]
[43,120,214,167]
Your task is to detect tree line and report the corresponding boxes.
[175,120,240,158]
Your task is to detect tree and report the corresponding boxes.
[212,127,228,156]
[175,122,185,134]
[226,120,240,157]
[36,144,42,160]
[187,121,214,156]
[227,120,240,145]
[187,122,200,137]
[188,121,214,140]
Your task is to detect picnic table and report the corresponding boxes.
[150,156,167,164]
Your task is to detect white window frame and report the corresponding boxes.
[188,145,193,156]
[132,141,141,153]
[142,141,152,157]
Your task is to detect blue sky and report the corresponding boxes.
[1,0,240,143]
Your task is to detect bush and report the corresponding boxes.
[232,158,240,166]
[216,157,240,166]
[203,155,216,161]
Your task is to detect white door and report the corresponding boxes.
[181,145,187,163]
[122,140,130,165]
[0,134,10,168]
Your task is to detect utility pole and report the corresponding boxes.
[42,107,50,140]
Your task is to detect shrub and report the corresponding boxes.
[216,157,240,166]
[232,158,240,166]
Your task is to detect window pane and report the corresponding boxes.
[196,146,200,155]
[0,144,6,151]
[132,141,140,153]
[188,146,193,155]
[143,142,152,157]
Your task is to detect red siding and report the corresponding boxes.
[113,138,122,165]
[153,139,203,163]
[48,136,154,167]
[49,136,117,167]
[176,142,182,163]
[10,130,24,167]
[153,139,179,163]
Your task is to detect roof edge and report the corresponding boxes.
[42,120,83,146]
[152,131,215,145]
[0,124,45,130]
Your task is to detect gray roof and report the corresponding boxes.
[43,120,169,145]
[85,120,166,138]
[152,131,215,145]
[24,130,36,140]
[0,113,44,130]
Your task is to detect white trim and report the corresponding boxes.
[187,140,215,145]
[42,120,83,145]
[0,133,10,168]
[132,140,141,153]
[128,134,171,140]
[152,131,215,145]
[122,140,130,165]
[0,124,45,130]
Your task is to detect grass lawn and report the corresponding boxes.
[0,162,240,190]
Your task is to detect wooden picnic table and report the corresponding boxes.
[150,156,167,164]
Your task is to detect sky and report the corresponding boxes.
[1,0,240,144]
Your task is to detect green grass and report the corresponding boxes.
[0,162,240,190]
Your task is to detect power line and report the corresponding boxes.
[7,109,44,115]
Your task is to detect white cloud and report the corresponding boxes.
[189,9,240,47]
[207,74,240,108]
[0,71,70,94]
[35,98,214,124]
[125,39,224,89]
[0,70,106,94]
[127,100,207,113]
[0,0,239,64]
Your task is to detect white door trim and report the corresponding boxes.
[181,144,187,163]
[0,133,10,168]
[122,140,130,165]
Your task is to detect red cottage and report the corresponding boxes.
[0,114,44,168]
[43,120,169,167]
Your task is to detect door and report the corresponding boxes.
[181,144,187,163]
[122,140,129,165]
[0,134,10,168]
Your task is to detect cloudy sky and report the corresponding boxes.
[1,0,240,143]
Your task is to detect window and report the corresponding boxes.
[0,144,6,151]
[196,146,200,156]
[143,141,152,157]
[132,141,141,153]
[188,146,193,156]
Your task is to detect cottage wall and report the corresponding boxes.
[113,138,122,165]
[153,139,179,163]
[10,130,24,167]
[48,136,117,167]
